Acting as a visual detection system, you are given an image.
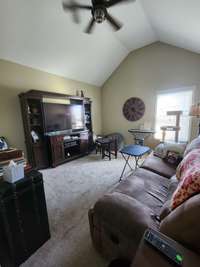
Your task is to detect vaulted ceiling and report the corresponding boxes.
[0,0,199,86]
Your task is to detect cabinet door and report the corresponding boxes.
[33,142,49,169]
[80,132,89,154]
[51,136,65,167]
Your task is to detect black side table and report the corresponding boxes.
[96,138,117,160]
[0,170,50,267]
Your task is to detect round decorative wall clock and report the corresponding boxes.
[123,97,145,121]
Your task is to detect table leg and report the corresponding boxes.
[135,156,140,169]
[120,154,132,181]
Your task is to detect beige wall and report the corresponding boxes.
[1,42,200,154]
[102,42,200,145]
[0,59,102,153]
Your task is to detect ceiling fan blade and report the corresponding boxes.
[62,1,92,11]
[104,0,136,8]
[85,18,96,34]
[106,12,122,31]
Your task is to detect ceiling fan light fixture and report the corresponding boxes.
[62,0,136,33]
[93,8,106,23]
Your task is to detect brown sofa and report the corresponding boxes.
[88,138,200,262]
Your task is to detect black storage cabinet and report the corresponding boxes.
[0,171,50,267]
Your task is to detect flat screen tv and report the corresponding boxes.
[43,103,85,133]
[44,103,72,133]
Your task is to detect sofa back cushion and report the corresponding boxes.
[159,175,179,220]
[172,149,200,210]
[160,194,200,254]
[184,135,200,156]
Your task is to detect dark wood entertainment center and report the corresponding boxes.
[19,90,93,169]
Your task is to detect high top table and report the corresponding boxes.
[128,129,155,145]
[120,144,151,181]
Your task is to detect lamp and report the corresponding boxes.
[189,103,200,135]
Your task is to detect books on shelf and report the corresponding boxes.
[0,148,23,161]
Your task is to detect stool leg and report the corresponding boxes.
[102,145,105,159]
[109,143,111,161]
[135,156,140,169]
[115,140,117,159]
[96,145,98,154]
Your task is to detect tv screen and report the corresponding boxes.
[44,103,72,132]
[71,104,85,130]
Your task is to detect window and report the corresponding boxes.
[155,88,193,142]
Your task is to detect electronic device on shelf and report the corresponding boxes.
[144,229,183,266]
[0,137,8,151]
[31,130,39,143]
[63,135,71,140]
[64,141,78,149]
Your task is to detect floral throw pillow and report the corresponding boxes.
[172,149,200,210]
[176,148,200,180]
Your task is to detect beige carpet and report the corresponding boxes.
[22,153,132,267]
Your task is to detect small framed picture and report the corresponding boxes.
[164,150,182,166]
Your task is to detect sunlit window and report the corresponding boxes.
[155,89,193,142]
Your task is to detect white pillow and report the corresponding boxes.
[154,142,187,159]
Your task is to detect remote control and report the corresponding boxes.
[144,230,183,266]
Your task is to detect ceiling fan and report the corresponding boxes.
[62,0,136,34]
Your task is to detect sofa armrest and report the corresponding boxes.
[94,192,158,240]
[131,229,200,267]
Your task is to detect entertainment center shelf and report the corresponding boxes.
[19,90,93,169]
[48,130,89,167]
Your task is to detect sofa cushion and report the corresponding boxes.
[115,168,169,215]
[184,135,200,156]
[160,194,200,254]
[141,154,176,178]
